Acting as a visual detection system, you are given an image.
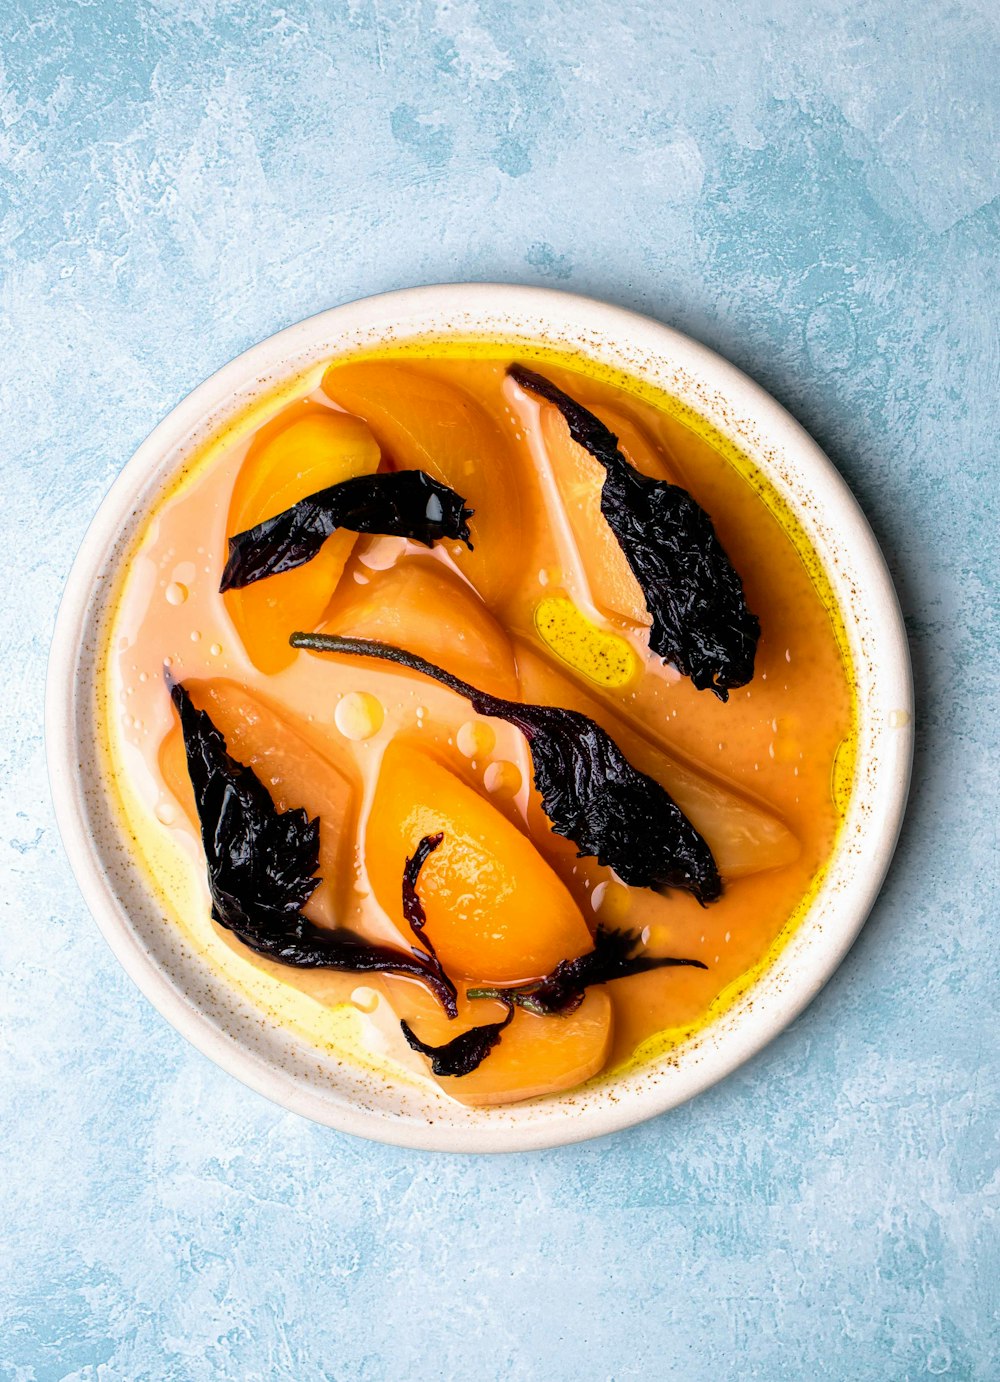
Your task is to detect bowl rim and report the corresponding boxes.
[46,283,913,1152]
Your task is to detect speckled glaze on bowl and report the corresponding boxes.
[46,285,913,1152]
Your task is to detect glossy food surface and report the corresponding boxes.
[102,349,855,1102]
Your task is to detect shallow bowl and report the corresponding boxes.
[46,285,912,1151]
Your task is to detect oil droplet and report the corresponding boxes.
[165,582,188,605]
[484,760,521,797]
[138,671,148,684]
[190,630,201,643]
[173,559,197,585]
[457,719,495,759]
[591,879,632,924]
[210,642,222,656]
[534,596,638,688]
[334,691,384,741]
[351,986,380,1014]
[155,801,176,826]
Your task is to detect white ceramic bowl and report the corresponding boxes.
[46,285,912,1152]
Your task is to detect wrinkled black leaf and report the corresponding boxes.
[468,925,707,1016]
[509,365,760,700]
[170,680,458,1014]
[220,470,473,592]
[289,635,721,903]
[403,832,443,950]
[400,832,457,1012]
[400,1004,514,1077]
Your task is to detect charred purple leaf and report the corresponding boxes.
[400,1004,514,1077]
[509,365,759,700]
[467,925,707,1016]
[169,679,458,1014]
[289,633,721,903]
[220,470,473,592]
[400,832,457,1013]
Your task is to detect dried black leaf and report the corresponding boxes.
[399,832,457,1012]
[402,832,444,951]
[509,365,760,700]
[400,1004,514,1077]
[170,679,458,1014]
[467,925,707,1016]
[289,634,722,903]
[220,470,474,592]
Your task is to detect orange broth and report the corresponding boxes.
[100,347,855,1104]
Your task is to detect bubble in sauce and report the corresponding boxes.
[190,630,201,643]
[334,691,384,741]
[210,643,222,656]
[484,760,521,797]
[457,719,495,759]
[165,582,188,606]
[351,986,380,1014]
[591,879,632,925]
[155,801,177,826]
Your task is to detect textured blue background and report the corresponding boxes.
[2,1,998,1378]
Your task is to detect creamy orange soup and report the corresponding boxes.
[101,347,855,1105]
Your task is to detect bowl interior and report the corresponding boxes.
[46,285,912,1152]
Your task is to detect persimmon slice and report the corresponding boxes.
[322,361,523,607]
[224,402,380,673]
[323,557,519,700]
[537,400,649,626]
[385,981,612,1107]
[366,743,592,982]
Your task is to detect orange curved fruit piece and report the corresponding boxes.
[224,402,380,674]
[159,677,356,923]
[385,980,612,1107]
[321,360,522,608]
[514,640,799,879]
[322,557,519,700]
[366,742,592,983]
[538,401,649,626]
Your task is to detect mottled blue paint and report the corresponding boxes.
[2,0,997,1378]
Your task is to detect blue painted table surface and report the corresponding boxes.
[2,1,997,1378]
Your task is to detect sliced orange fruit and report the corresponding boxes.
[224,401,380,674]
[385,979,612,1107]
[537,401,649,626]
[366,742,592,982]
[323,557,519,700]
[322,360,523,608]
